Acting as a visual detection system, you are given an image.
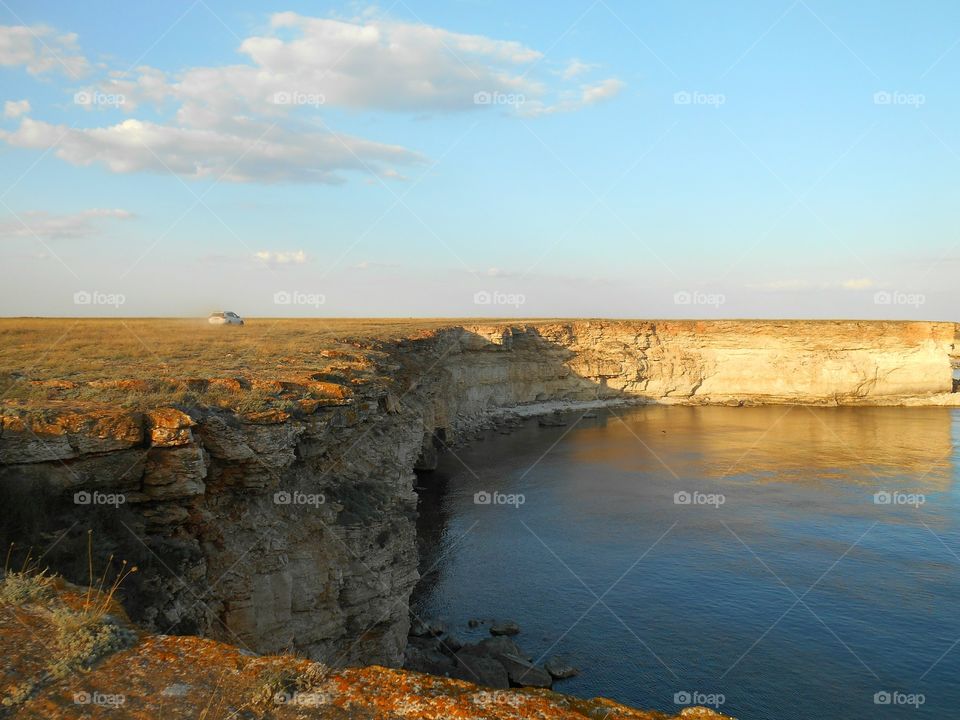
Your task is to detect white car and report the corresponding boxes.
[208,311,244,325]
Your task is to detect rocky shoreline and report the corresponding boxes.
[404,617,578,690]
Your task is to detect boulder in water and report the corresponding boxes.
[489,620,520,636]
[544,656,579,679]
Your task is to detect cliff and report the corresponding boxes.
[0,319,957,672]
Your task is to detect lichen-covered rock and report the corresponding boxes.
[1,578,733,719]
[145,408,195,447]
[0,408,143,463]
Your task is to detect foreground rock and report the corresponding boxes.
[498,653,554,688]
[1,578,733,720]
[406,619,556,690]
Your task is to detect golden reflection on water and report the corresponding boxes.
[569,406,955,490]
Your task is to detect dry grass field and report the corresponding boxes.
[0,317,483,412]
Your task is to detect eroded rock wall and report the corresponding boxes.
[0,397,426,667]
[417,321,955,442]
[0,320,955,667]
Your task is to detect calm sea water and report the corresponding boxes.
[411,406,960,720]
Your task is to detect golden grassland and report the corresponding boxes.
[0,317,468,411]
[0,317,570,412]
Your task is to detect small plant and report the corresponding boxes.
[249,662,330,710]
[82,531,138,623]
[47,605,136,679]
[0,536,139,709]
[0,544,54,605]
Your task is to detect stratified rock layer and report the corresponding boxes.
[0,320,956,667]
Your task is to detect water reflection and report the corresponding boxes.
[412,405,960,720]
[569,406,953,488]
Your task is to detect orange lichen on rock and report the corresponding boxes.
[1,407,143,444]
[145,408,195,447]
[3,578,734,720]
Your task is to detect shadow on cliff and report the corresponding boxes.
[0,324,637,653]
[408,325,638,470]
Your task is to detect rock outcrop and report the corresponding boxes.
[0,320,956,671]
[0,576,731,719]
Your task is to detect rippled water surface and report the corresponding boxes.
[412,406,960,720]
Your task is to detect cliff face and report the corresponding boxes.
[0,320,956,668]
[451,320,955,406]
[0,395,425,668]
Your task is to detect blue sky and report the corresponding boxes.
[0,0,958,318]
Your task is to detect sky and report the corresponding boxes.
[0,0,958,319]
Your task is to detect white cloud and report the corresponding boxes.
[0,118,425,184]
[582,78,626,105]
[0,25,89,77]
[3,99,30,118]
[97,12,623,121]
[561,58,597,79]
[255,250,308,265]
[0,208,131,240]
[522,78,626,117]
[840,277,874,290]
[0,13,622,185]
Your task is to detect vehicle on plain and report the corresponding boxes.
[208,311,243,325]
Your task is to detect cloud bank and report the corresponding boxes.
[0,12,624,185]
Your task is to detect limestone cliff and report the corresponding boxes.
[0,320,956,670]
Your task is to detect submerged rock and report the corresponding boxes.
[490,620,521,636]
[444,633,464,652]
[544,656,579,679]
[538,416,568,427]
